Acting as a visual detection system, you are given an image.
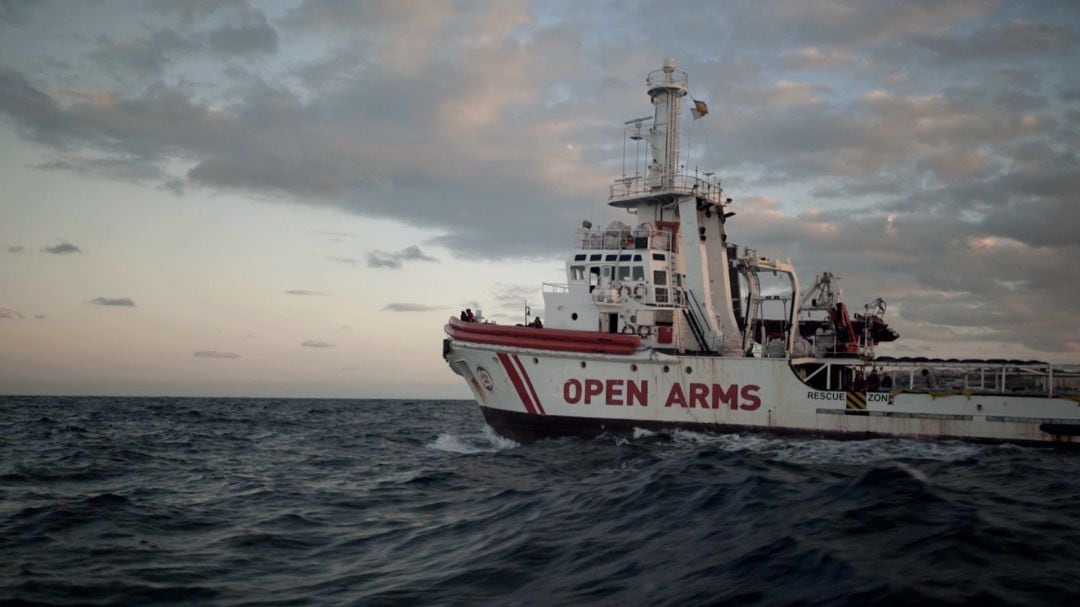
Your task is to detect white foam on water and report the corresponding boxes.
[426,427,520,454]
[631,427,657,440]
[427,433,487,454]
[481,425,521,451]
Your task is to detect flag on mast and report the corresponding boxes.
[691,99,709,120]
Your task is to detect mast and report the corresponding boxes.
[608,58,746,355]
[646,58,687,191]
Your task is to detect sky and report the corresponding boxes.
[1,0,1078,398]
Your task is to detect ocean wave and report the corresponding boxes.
[2,396,1078,607]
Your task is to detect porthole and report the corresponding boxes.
[663,365,670,373]
[685,366,692,374]
[631,364,638,372]
[571,313,579,321]
[580,361,587,369]
[533,358,539,364]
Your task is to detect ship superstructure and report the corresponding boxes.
[444,60,1080,446]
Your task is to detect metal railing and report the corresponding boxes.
[609,174,725,205]
[793,359,1080,397]
[576,227,678,253]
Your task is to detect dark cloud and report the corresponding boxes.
[383,303,437,312]
[193,350,240,359]
[207,13,278,55]
[149,0,250,22]
[907,20,1076,64]
[301,340,335,348]
[366,246,438,269]
[284,289,324,296]
[366,252,401,269]
[89,29,197,76]
[91,297,135,307]
[397,245,436,262]
[7,245,24,253]
[42,242,81,255]
[34,155,168,184]
[0,0,45,25]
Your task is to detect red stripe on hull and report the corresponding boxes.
[512,354,546,416]
[496,352,538,415]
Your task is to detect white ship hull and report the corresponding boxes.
[445,340,1080,447]
[441,60,1080,448]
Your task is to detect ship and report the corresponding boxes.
[443,59,1080,447]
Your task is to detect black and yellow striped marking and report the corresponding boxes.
[846,391,867,411]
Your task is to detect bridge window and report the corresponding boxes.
[633,266,645,281]
[654,270,668,286]
[570,265,585,280]
[653,253,666,261]
[574,254,586,261]
[618,266,631,281]
[590,254,601,261]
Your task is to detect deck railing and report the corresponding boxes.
[793,358,1080,397]
[609,174,725,206]
[576,227,678,253]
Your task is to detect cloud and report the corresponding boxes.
[1,1,1079,361]
[777,47,858,70]
[366,251,401,269]
[0,307,23,319]
[193,350,240,359]
[383,303,437,312]
[34,155,168,184]
[301,340,335,348]
[0,0,45,25]
[907,19,1077,64]
[7,246,24,253]
[366,245,438,269]
[206,13,279,55]
[284,289,324,296]
[42,242,81,255]
[89,29,197,77]
[91,297,135,307]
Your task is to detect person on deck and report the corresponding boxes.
[921,368,939,390]
[880,373,894,391]
[853,371,867,392]
[465,309,476,322]
[867,369,881,392]
[530,317,543,329]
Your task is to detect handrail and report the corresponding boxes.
[790,359,1080,397]
[609,174,725,205]
[575,227,677,253]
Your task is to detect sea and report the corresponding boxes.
[1,396,1078,607]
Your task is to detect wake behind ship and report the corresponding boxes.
[444,59,1080,446]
